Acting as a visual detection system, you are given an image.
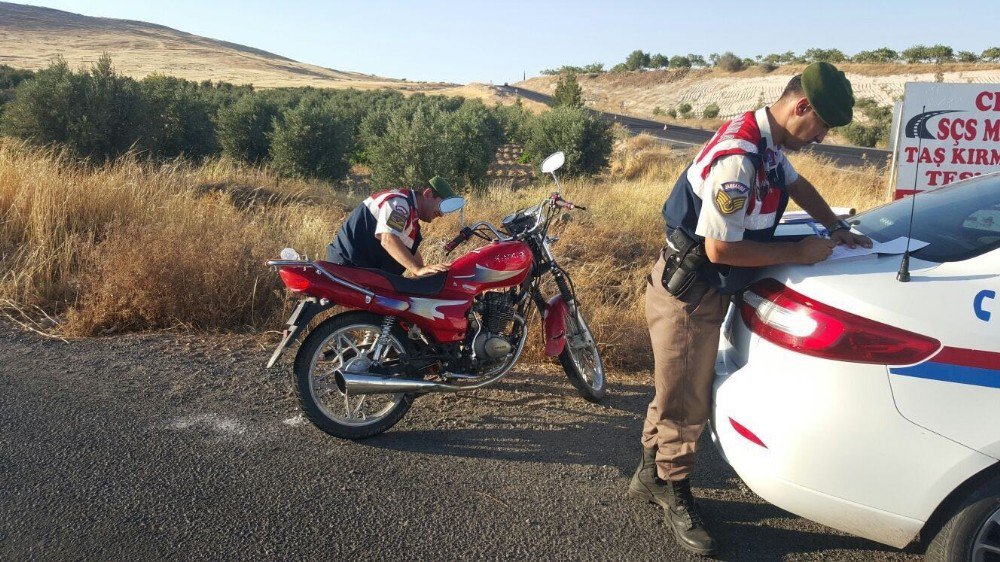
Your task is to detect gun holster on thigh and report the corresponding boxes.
[660,229,708,298]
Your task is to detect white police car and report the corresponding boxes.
[712,173,1000,560]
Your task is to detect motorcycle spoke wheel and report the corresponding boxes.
[294,313,416,439]
[311,326,404,425]
[559,307,606,402]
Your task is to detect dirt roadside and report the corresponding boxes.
[0,320,921,560]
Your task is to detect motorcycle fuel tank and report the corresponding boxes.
[446,241,533,294]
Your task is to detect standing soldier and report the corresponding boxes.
[628,62,872,556]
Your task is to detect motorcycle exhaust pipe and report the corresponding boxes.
[334,371,466,395]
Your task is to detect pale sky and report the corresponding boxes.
[17,0,1000,84]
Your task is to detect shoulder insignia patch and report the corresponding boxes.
[721,181,749,195]
[386,207,408,231]
[715,182,748,215]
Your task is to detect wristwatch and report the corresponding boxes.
[829,219,852,235]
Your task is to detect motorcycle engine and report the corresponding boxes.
[474,335,511,359]
[471,291,516,360]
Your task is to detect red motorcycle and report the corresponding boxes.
[266,152,605,439]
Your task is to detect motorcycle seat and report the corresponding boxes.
[316,261,448,297]
[366,269,448,296]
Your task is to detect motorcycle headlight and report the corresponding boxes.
[502,206,539,235]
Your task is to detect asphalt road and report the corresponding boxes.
[499,85,891,169]
[0,323,923,561]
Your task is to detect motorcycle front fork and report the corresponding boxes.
[529,269,576,313]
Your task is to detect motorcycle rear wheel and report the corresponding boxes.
[293,311,416,439]
[559,306,606,402]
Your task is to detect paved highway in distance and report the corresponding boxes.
[499,85,891,169]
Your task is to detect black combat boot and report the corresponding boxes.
[627,446,672,508]
[662,478,717,556]
[627,448,717,556]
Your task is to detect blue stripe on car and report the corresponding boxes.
[889,363,1000,389]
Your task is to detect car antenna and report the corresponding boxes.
[897,105,926,283]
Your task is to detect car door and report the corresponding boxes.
[886,251,1000,459]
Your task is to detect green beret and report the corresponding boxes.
[801,62,855,127]
[427,176,455,199]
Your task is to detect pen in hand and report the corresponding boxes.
[810,221,829,239]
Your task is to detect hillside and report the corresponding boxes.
[0,1,456,92]
[518,63,1000,121]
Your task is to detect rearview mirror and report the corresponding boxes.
[439,196,466,214]
[541,152,565,174]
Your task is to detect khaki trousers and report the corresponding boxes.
[642,254,731,481]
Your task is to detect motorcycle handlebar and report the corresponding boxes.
[444,226,474,254]
[552,197,587,211]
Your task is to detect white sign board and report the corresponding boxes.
[894,83,1000,199]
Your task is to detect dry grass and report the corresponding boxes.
[607,133,889,208]
[785,152,890,212]
[609,134,690,181]
[0,136,890,370]
[0,140,353,336]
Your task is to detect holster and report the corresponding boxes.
[660,228,708,298]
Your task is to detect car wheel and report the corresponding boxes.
[926,474,1000,562]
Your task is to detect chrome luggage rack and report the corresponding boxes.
[267,259,375,302]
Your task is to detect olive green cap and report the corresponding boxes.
[427,176,455,199]
[801,62,855,127]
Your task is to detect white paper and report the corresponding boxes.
[821,236,929,263]
[871,237,929,254]
[826,245,876,261]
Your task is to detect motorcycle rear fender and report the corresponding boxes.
[543,295,568,357]
[266,298,332,368]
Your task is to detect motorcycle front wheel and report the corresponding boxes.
[293,311,415,439]
[559,306,606,402]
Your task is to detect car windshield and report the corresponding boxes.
[852,173,1000,263]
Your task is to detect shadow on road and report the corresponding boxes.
[702,496,912,560]
[361,371,747,491]
[360,371,654,474]
[354,369,917,560]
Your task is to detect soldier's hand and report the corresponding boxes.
[412,263,451,277]
[830,229,872,249]
[796,236,836,264]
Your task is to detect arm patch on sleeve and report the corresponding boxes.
[385,208,408,231]
[714,182,748,215]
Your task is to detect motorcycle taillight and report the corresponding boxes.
[279,268,311,292]
[739,278,940,365]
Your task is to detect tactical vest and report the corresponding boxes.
[661,112,789,295]
[326,190,422,275]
